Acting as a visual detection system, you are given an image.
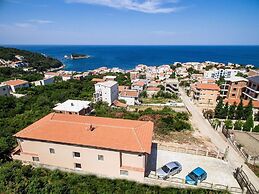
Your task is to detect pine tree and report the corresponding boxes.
[243,114,254,131]
[228,103,236,119]
[235,99,244,120]
[243,99,253,120]
[214,97,224,118]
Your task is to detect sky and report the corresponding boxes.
[0,0,259,45]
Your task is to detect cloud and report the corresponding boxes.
[66,0,183,13]
[15,23,32,28]
[29,19,54,24]
[14,19,54,28]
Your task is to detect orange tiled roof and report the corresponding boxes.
[91,78,104,82]
[4,79,28,86]
[120,90,138,97]
[146,87,160,91]
[118,85,130,92]
[224,99,259,108]
[195,83,220,91]
[113,100,128,108]
[132,81,145,87]
[14,113,154,154]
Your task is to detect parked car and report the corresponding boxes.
[185,167,207,185]
[156,161,182,179]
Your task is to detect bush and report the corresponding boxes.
[224,119,233,129]
[234,120,243,131]
[253,125,259,132]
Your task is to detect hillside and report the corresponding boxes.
[0,47,63,71]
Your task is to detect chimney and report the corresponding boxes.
[89,124,95,131]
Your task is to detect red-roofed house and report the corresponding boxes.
[191,83,220,108]
[119,90,139,105]
[3,79,29,92]
[12,113,153,181]
[131,81,146,91]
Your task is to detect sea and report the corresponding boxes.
[5,45,259,72]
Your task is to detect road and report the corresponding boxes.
[179,88,259,190]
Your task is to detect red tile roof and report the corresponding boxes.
[132,81,145,87]
[120,90,139,97]
[195,83,220,91]
[14,113,154,154]
[4,79,28,86]
[146,87,160,91]
[224,99,259,108]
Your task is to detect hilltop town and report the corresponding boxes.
[0,47,259,193]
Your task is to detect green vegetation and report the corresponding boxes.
[0,67,43,82]
[224,120,233,129]
[0,47,63,71]
[0,161,227,194]
[242,114,254,131]
[234,120,244,130]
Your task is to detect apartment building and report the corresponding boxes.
[146,87,160,98]
[0,83,11,96]
[164,79,179,95]
[243,76,259,101]
[220,76,248,100]
[3,79,29,92]
[53,100,92,115]
[12,113,154,181]
[94,81,118,105]
[204,69,243,79]
[191,83,220,108]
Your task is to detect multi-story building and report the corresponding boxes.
[131,81,146,91]
[243,76,259,101]
[119,90,139,106]
[12,113,153,182]
[0,83,11,96]
[53,100,92,115]
[204,69,244,79]
[3,79,29,93]
[191,83,220,108]
[94,81,118,105]
[164,79,179,95]
[220,76,248,100]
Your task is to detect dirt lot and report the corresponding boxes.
[233,131,259,156]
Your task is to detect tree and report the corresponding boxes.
[216,76,225,85]
[214,98,224,118]
[253,124,259,132]
[243,114,254,131]
[243,99,253,120]
[139,91,147,98]
[224,119,233,129]
[222,102,229,119]
[228,103,236,119]
[235,99,244,120]
[234,120,243,130]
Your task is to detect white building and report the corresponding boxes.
[119,90,139,106]
[3,79,29,93]
[204,69,244,79]
[94,81,118,105]
[32,77,55,86]
[53,100,92,115]
[0,83,11,96]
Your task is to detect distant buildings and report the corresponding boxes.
[53,100,92,115]
[131,81,146,91]
[12,113,154,181]
[94,81,119,105]
[3,79,29,93]
[32,77,55,86]
[0,83,11,96]
[191,83,220,108]
[204,69,243,79]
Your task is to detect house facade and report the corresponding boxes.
[0,83,11,96]
[94,81,119,105]
[32,77,55,86]
[119,90,139,106]
[243,76,259,101]
[12,113,154,182]
[3,79,29,92]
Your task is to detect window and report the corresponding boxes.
[98,155,104,161]
[232,94,236,97]
[74,163,82,169]
[69,112,72,114]
[120,170,128,176]
[32,157,39,162]
[73,152,80,158]
[233,88,237,91]
[49,148,55,154]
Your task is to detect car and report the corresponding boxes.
[156,161,182,179]
[185,167,207,185]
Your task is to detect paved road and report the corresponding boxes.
[179,88,259,190]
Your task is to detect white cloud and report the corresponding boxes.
[66,0,183,13]
[13,19,53,28]
[15,23,32,28]
[29,19,54,24]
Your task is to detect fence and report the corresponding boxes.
[146,171,243,194]
[234,167,258,194]
[155,142,225,160]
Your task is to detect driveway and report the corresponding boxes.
[147,146,240,188]
[179,88,259,189]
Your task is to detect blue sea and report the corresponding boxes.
[5,45,259,72]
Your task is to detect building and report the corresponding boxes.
[119,90,139,106]
[4,79,29,93]
[164,79,179,95]
[243,76,259,101]
[220,76,248,100]
[62,75,72,81]
[12,113,154,181]
[53,100,92,115]
[146,87,160,98]
[94,81,118,105]
[44,72,60,79]
[0,83,11,96]
[118,85,130,92]
[131,81,146,91]
[204,69,243,79]
[130,71,139,81]
[73,74,84,81]
[191,83,220,108]
[32,77,55,86]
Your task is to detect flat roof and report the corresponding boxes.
[14,113,154,154]
[53,100,91,112]
[95,81,118,87]
[225,76,248,82]
[247,76,259,84]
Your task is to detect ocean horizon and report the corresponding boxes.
[3,45,259,72]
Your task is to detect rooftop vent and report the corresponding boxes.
[89,124,95,131]
[71,103,74,106]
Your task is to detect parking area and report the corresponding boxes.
[147,145,240,188]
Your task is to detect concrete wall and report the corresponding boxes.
[14,138,145,181]
[119,96,135,105]
[0,85,10,96]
